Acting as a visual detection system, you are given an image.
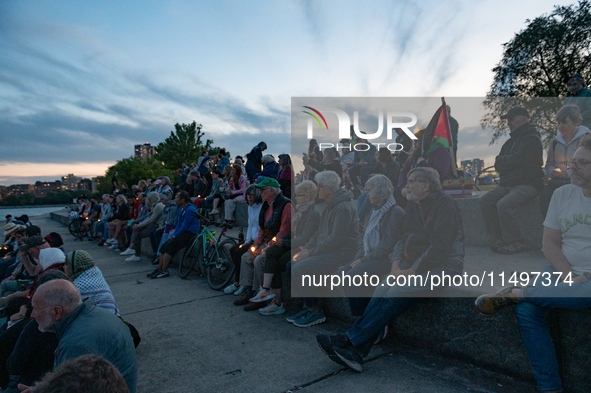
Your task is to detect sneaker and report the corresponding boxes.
[87,237,95,241]
[474,286,519,315]
[108,244,119,250]
[333,346,363,372]
[250,288,275,303]
[259,301,286,316]
[125,255,141,262]
[120,248,135,256]
[233,293,250,306]
[244,301,267,311]
[293,310,326,328]
[490,236,504,253]
[154,271,170,279]
[97,240,106,246]
[233,285,247,296]
[210,209,219,215]
[316,334,350,356]
[106,238,117,244]
[286,306,308,324]
[147,268,160,278]
[497,240,528,255]
[224,283,239,295]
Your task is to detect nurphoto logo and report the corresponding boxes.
[302,106,418,152]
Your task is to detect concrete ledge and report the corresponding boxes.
[455,192,543,249]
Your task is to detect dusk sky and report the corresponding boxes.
[0,0,574,186]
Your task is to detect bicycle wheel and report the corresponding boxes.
[207,239,236,290]
[179,236,201,279]
[69,221,80,237]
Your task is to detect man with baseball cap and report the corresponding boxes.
[234,177,292,311]
[479,106,544,254]
[564,73,591,129]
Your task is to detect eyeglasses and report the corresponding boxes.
[566,160,591,169]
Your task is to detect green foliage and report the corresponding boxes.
[0,190,91,207]
[482,1,591,145]
[156,121,213,170]
[98,157,174,194]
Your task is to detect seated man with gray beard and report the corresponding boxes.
[316,167,464,372]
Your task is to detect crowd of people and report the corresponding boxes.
[1,217,137,392]
[1,73,590,392]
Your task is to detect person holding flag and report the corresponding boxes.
[398,99,455,194]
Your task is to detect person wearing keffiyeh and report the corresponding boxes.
[65,250,120,316]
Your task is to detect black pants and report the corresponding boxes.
[230,242,251,283]
[263,245,291,289]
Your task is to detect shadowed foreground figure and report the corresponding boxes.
[27,354,129,393]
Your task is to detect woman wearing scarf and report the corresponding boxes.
[65,250,120,316]
[256,180,320,316]
[340,174,404,317]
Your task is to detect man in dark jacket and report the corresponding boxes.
[245,142,267,182]
[30,280,137,393]
[479,107,544,254]
[316,167,464,372]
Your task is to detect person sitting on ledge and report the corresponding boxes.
[316,167,464,372]
[479,106,544,254]
[290,170,359,328]
[475,135,591,393]
[148,191,199,279]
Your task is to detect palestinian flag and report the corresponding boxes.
[421,98,457,176]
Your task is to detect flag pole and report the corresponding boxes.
[441,97,458,178]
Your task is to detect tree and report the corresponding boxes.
[97,157,173,194]
[482,1,591,146]
[156,121,213,170]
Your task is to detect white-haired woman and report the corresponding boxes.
[256,180,320,316]
[254,154,280,183]
[340,174,404,317]
[223,184,263,295]
[289,171,360,327]
[540,104,590,218]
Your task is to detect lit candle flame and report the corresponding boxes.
[251,246,256,252]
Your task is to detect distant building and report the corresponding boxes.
[461,159,485,178]
[34,181,62,198]
[77,178,92,192]
[7,184,34,197]
[135,143,155,160]
[61,174,81,191]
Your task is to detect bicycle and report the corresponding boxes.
[68,212,86,240]
[178,213,243,290]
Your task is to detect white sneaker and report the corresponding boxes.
[120,248,135,256]
[106,239,117,245]
[259,301,286,316]
[224,283,239,295]
[125,255,141,262]
[210,209,219,215]
[108,244,119,250]
[234,285,247,296]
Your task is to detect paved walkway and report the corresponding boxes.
[37,214,537,393]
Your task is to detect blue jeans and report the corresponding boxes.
[515,266,591,392]
[339,258,391,316]
[346,261,461,355]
